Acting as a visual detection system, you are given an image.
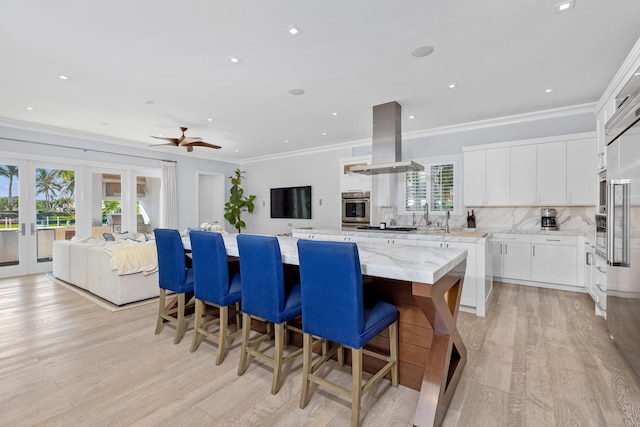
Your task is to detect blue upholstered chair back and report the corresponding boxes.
[236,234,286,322]
[154,228,191,293]
[189,231,232,303]
[297,240,364,347]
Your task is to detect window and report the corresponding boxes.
[404,159,457,213]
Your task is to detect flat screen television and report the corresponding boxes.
[270,185,312,219]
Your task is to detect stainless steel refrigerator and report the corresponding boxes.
[605,68,640,377]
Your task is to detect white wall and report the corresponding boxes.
[242,146,353,235]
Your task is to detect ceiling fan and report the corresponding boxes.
[150,127,221,152]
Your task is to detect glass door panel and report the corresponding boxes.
[0,163,21,273]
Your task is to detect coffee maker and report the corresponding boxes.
[541,208,558,231]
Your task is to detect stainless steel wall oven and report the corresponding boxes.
[341,191,370,226]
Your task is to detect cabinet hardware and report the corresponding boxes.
[595,283,606,293]
[532,245,536,256]
[546,239,561,242]
[30,223,35,236]
[586,252,592,265]
[595,301,606,311]
[596,266,606,274]
[505,244,508,255]
[20,223,25,236]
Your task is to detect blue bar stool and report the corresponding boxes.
[189,231,242,365]
[297,239,399,426]
[154,228,195,344]
[236,234,304,394]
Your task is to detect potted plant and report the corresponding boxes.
[224,169,256,233]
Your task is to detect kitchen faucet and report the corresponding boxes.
[445,210,450,234]
[424,202,431,226]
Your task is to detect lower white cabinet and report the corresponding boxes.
[531,235,577,286]
[491,234,531,280]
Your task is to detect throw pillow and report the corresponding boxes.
[103,233,115,241]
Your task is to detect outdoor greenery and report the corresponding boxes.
[224,169,256,233]
[0,167,120,229]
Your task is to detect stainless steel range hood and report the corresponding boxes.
[350,101,424,175]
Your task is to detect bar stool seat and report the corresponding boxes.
[189,230,242,365]
[236,234,304,395]
[154,228,195,344]
[297,239,399,427]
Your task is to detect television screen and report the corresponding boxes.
[270,186,312,219]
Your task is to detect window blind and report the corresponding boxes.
[405,171,427,211]
[430,163,454,211]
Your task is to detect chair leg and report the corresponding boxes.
[299,332,313,409]
[351,348,363,427]
[237,313,251,376]
[174,293,187,344]
[154,288,166,334]
[190,299,204,352]
[338,344,344,367]
[272,322,285,394]
[390,320,399,387]
[234,302,242,330]
[216,305,229,365]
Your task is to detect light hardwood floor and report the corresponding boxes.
[1,274,640,426]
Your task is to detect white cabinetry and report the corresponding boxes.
[339,156,371,193]
[537,141,567,205]
[592,255,607,314]
[463,148,509,206]
[566,138,597,205]
[491,234,531,280]
[510,145,537,205]
[531,235,577,286]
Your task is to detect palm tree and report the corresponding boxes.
[0,165,19,210]
[35,168,62,211]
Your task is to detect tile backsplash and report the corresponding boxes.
[394,206,595,232]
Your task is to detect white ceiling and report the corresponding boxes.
[1,1,640,161]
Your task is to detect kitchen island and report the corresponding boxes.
[215,234,468,427]
[292,227,492,317]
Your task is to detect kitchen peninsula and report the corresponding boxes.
[216,234,469,427]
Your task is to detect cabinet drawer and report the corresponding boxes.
[492,233,531,244]
[531,235,576,246]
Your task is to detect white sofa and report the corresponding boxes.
[52,239,159,305]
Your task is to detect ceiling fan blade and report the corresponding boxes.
[149,142,178,147]
[150,136,180,144]
[180,137,203,144]
[187,141,222,150]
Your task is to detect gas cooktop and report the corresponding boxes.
[356,226,417,232]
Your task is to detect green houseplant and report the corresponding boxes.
[224,169,256,233]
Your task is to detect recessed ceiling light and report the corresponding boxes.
[545,88,554,93]
[411,45,435,58]
[207,118,214,122]
[284,140,289,143]
[58,74,70,80]
[288,88,305,96]
[235,149,239,153]
[409,115,415,119]
[288,26,302,36]
[25,106,34,111]
[332,112,338,116]
[101,122,109,126]
[554,0,575,13]
[144,100,155,105]
[448,83,457,89]
[229,56,240,63]
[321,132,327,136]
[634,71,640,76]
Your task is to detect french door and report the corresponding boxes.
[0,159,77,278]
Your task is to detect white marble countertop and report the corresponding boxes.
[292,228,488,243]
[293,227,593,241]
[187,234,467,285]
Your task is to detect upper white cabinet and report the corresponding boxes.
[463,133,596,207]
[566,138,597,205]
[510,145,537,205]
[339,156,371,193]
[537,141,567,205]
[463,148,509,206]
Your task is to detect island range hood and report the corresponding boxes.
[350,101,424,175]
